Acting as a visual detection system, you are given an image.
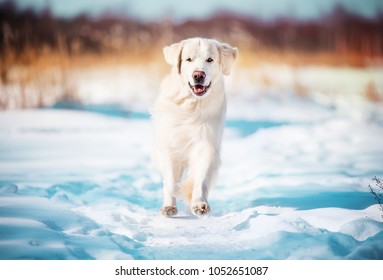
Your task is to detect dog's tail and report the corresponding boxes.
[178,178,194,205]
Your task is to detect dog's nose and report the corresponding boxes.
[192,71,206,83]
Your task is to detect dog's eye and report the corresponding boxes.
[186,58,192,62]
[206,58,214,63]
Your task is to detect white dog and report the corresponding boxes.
[152,38,238,217]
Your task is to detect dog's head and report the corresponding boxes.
[163,38,238,98]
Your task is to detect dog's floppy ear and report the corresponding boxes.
[217,43,238,76]
[163,42,183,72]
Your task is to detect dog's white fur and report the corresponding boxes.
[152,38,238,217]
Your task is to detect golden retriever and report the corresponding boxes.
[152,38,238,217]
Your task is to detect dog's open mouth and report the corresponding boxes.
[188,82,211,96]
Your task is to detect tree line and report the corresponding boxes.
[1,1,382,61]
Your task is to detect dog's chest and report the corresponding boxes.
[168,111,224,149]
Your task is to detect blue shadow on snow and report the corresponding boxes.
[250,191,374,210]
[50,101,287,137]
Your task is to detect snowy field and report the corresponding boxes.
[0,65,383,259]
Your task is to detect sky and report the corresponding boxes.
[6,0,383,21]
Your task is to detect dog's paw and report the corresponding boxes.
[191,202,210,217]
[160,206,178,217]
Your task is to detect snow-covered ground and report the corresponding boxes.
[0,65,383,259]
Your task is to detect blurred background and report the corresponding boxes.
[1,0,383,111]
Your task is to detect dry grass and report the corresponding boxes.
[5,47,380,74]
[1,47,382,110]
[2,47,381,79]
[237,48,382,68]
[364,81,382,103]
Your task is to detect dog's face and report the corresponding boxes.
[163,38,238,98]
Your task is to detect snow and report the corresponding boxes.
[1,65,383,260]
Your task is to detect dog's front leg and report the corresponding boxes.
[189,143,219,217]
[158,154,183,217]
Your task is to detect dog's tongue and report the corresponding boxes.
[193,85,205,95]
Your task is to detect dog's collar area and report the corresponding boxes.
[188,82,212,97]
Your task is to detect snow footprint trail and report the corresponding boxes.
[99,205,383,259]
[0,108,383,259]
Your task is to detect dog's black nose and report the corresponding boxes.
[192,71,206,83]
